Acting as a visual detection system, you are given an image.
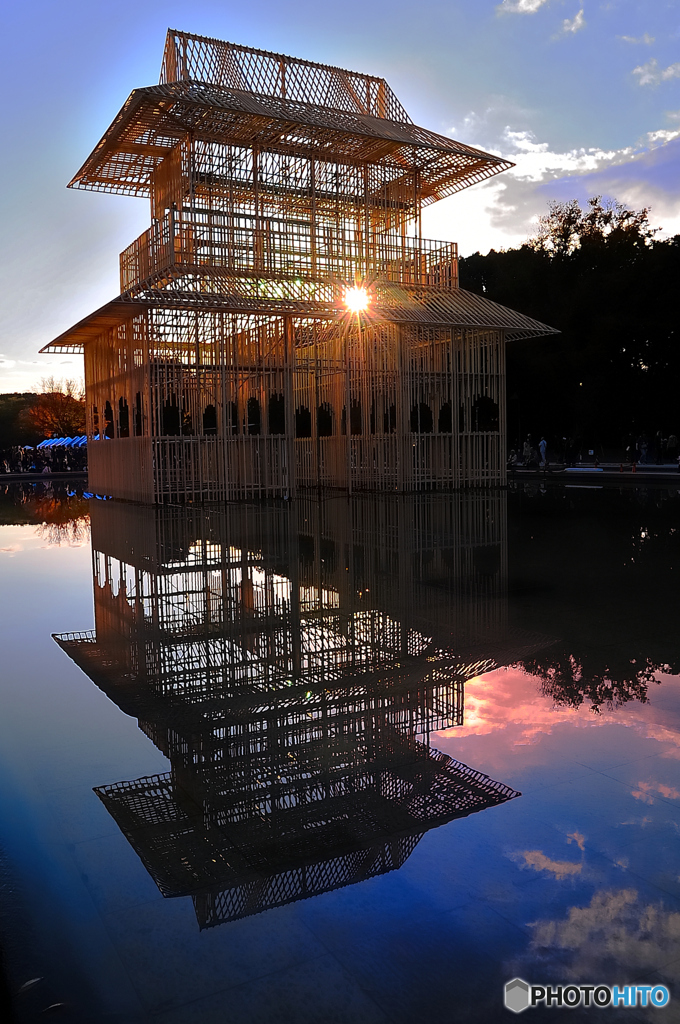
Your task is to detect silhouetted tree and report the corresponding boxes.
[507,480,680,712]
[1,483,90,541]
[517,648,669,713]
[527,196,656,256]
[22,377,86,438]
[460,197,680,450]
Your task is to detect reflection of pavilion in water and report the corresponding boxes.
[56,493,528,928]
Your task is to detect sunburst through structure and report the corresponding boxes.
[343,286,370,314]
[41,29,557,503]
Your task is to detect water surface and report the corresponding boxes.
[0,479,679,1023]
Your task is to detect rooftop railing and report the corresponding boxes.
[120,208,458,296]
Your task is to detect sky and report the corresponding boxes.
[1,0,679,392]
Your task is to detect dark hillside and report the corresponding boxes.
[0,393,39,447]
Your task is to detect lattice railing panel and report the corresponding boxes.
[120,208,457,296]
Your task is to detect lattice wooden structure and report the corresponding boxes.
[41,29,556,502]
[54,493,532,923]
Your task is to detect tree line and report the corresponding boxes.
[0,377,85,448]
[460,196,680,456]
[2,198,676,457]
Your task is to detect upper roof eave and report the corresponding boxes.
[67,82,514,198]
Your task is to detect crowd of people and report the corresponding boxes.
[508,432,680,470]
[4,431,679,477]
[624,432,680,466]
[507,436,550,470]
[0,443,88,475]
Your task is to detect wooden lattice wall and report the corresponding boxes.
[86,309,506,502]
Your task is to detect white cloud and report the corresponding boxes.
[618,33,655,45]
[500,127,627,181]
[0,358,60,393]
[424,114,680,255]
[647,128,680,144]
[425,126,627,253]
[567,831,586,852]
[560,8,585,34]
[633,59,680,87]
[497,0,550,13]
[632,780,680,805]
[525,889,680,990]
[588,177,680,241]
[510,849,583,879]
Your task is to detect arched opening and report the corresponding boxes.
[320,537,337,573]
[298,534,315,567]
[134,393,143,436]
[341,401,362,435]
[295,405,312,438]
[350,400,362,435]
[181,403,193,436]
[103,401,115,439]
[247,397,261,436]
[410,402,433,434]
[438,402,452,433]
[118,397,129,437]
[226,401,239,435]
[203,404,217,435]
[383,404,396,434]
[162,396,181,436]
[268,393,285,435]
[317,403,333,437]
[473,543,501,576]
[471,395,499,432]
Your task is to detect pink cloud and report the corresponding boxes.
[434,666,680,774]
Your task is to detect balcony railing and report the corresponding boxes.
[120,209,458,296]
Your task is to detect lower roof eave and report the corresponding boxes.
[40,298,150,354]
[40,288,559,354]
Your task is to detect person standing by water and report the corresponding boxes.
[539,437,547,465]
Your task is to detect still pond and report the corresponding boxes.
[0,479,679,1023]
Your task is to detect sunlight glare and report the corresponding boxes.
[344,286,370,313]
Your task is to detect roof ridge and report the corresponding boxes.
[161,28,411,123]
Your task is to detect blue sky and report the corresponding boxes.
[1,0,679,391]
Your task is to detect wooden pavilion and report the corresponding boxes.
[42,29,556,502]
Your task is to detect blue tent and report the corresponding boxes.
[37,435,88,449]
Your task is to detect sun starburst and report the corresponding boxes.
[343,286,370,313]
